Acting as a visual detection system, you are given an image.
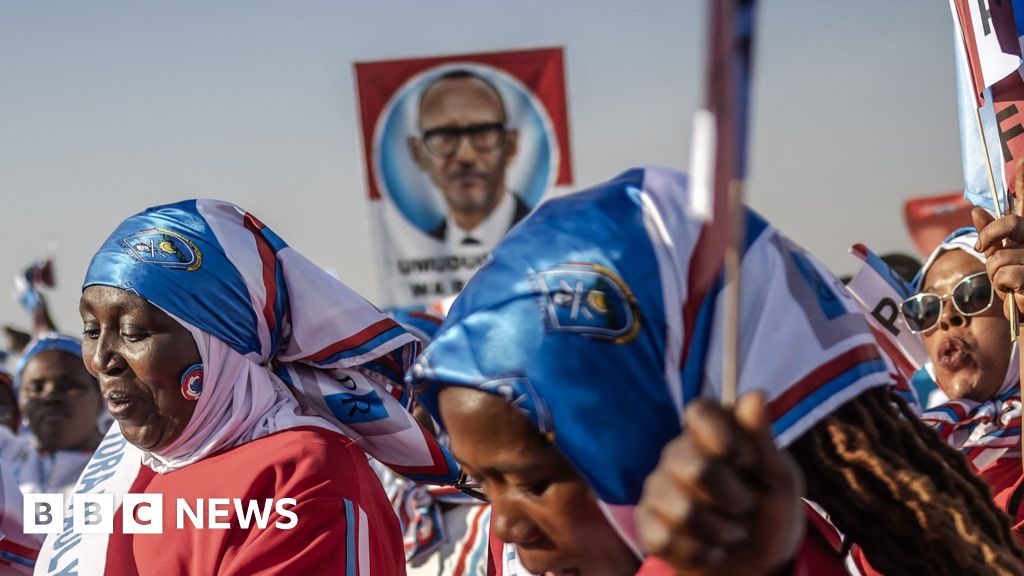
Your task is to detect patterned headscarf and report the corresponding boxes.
[81,198,458,479]
[14,333,83,390]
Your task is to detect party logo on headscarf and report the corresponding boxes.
[354,47,572,307]
[479,376,554,436]
[536,263,640,344]
[119,228,202,271]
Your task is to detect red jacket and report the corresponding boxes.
[105,426,404,575]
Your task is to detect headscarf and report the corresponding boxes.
[0,368,16,434]
[13,334,83,391]
[411,166,890,558]
[34,199,458,576]
[915,228,1022,472]
[81,199,457,478]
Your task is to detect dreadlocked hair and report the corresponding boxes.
[789,386,1024,576]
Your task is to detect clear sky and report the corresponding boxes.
[0,0,961,334]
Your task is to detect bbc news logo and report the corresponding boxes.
[24,494,298,534]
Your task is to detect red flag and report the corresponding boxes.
[903,193,974,257]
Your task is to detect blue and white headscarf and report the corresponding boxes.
[81,199,457,480]
[36,200,460,576]
[14,334,83,390]
[412,166,890,557]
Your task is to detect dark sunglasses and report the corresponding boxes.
[900,272,994,334]
[454,469,488,503]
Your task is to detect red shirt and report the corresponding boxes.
[105,426,404,575]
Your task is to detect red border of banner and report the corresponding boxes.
[353,47,572,200]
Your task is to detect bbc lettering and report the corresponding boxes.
[24,494,298,534]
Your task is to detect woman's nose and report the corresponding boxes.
[489,495,543,545]
[939,298,966,330]
[86,333,124,376]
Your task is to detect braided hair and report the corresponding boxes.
[790,387,1024,575]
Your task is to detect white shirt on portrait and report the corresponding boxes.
[444,190,517,251]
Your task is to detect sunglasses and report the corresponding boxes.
[454,470,488,503]
[900,272,994,334]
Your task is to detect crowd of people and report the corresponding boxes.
[0,165,1024,576]
[1,41,1024,573]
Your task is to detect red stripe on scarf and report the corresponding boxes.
[767,343,882,423]
[453,505,488,576]
[383,423,451,477]
[0,537,39,561]
[243,213,279,336]
[302,318,402,363]
[679,227,715,372]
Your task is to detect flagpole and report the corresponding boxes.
[722,0,754,408]
[721,180,744,407]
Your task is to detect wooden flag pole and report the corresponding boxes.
[716,0,754,408]
[722,179,744,407]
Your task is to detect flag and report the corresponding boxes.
[903,192,974,256]
[846,244,929,384]
[12,257,54,316]
[950,0,1024,212]
[685,0,757,318]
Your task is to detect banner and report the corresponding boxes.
[354,48,572,306]
[903,192,973,257]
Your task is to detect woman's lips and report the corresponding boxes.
[937,337,972,371]
[103,390,143,423]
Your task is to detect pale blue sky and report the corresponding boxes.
[0,1,960,333]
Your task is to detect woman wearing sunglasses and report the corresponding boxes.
[902,228,1013,403]
[900,226,1024,540]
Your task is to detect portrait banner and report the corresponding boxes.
[354,47,572,307]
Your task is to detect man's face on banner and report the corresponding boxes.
[410,76,519,224]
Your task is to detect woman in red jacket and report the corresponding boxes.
[32,199,459,575]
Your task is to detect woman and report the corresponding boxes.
[411,167,1024,575]
[0,334,104,496]
[33,199,458,575]
[0,369,18,434]
[902,228,1022,511]
[902,214,1024,538]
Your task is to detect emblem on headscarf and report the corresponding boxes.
[119,228,203,271]
[536,263,640,344]
[479,376,554,438]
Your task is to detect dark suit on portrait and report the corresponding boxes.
[427,193,532,243]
